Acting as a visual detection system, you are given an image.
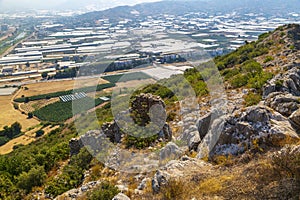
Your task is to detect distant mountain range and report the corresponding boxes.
[76,0,300,21]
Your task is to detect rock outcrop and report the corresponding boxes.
[263,63,300,118]
[159,142,183,161]
[101,121,123,143]
[69,138,83,156]
[130,93,166,126]
[289,108,300,128]
[152,156,211,193]
[112,193,131,200]
[197,106,299,157]
[69,94,172,156]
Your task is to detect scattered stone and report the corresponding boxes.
[289,108,300,127]
[137,178,150,190]
[159,142,183,160]
[112,193,131,200]
[152,170,168,193]
[101,121,123,143]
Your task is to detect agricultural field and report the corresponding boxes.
[0,95,39,131]
[0,125,59,155]
[102,72,152,84]
[14,82,115,103]
[20,98,60,113]
[33,97,106,122]
[15,77,109,99]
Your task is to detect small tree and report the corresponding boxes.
[35,130,45,137]
[11,122,22,137]
[17,166,46,193]
[24,97,29,103]
[41,72,48,79]
[27,113,33,119]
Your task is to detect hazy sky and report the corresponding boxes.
[0,0,162,11]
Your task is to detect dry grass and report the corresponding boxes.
[131,151,300,200]
[0,125,59,155]
[0,95,39,131]
[20,98,60,113]
[16,78,109,98]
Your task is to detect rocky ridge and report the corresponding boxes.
[64,25,300,200]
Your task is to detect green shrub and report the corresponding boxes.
[221,68,240,81]
[244,92,262,107]
[290,45,295,50]
[263,56,274,63]
[230,74,248,88]
[247,72,273,90]
[87,182,119,200]
[45,148,93,197]
[275,79,284,89]
[124,134,158,149]
[17,166,46,193]
[35,130,45,137]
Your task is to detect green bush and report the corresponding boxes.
[230,74,248,88]
[35,130,45,137]
[244,92,262,107]
[124,134,158,149]
[45,148,93,197]
[17,166,46,193]
[263,56,274,63]
[87,182,119,200]
[247,72,273,90]
[0,122,22,142]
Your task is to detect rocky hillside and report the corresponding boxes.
[0,25,299,200]
[57,24,300,200]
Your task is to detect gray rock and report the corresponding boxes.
[158,123,172,141]
[241,106,270,123]
[196,109,224,140]
[137,178,150,190]
[69,138,83,156]
[187,131,201,151]
[263,68,300,97]
[289,109,300,127]
[81,185,89,192]
[264,92,299,117]
[152,170,168,193]
[112,193,131,200]
[196,112,212,139]
[101,121,123,143]
[197,106,299,157]
[159,142,183,160]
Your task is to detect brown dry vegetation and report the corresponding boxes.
[15,78,109,99]
[131,151,300,200]
[0,125,59,155]
[20,98,60,113]
[0,95,39,131]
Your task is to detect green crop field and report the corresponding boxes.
[15,83,115,103]
[33,98,105,122]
